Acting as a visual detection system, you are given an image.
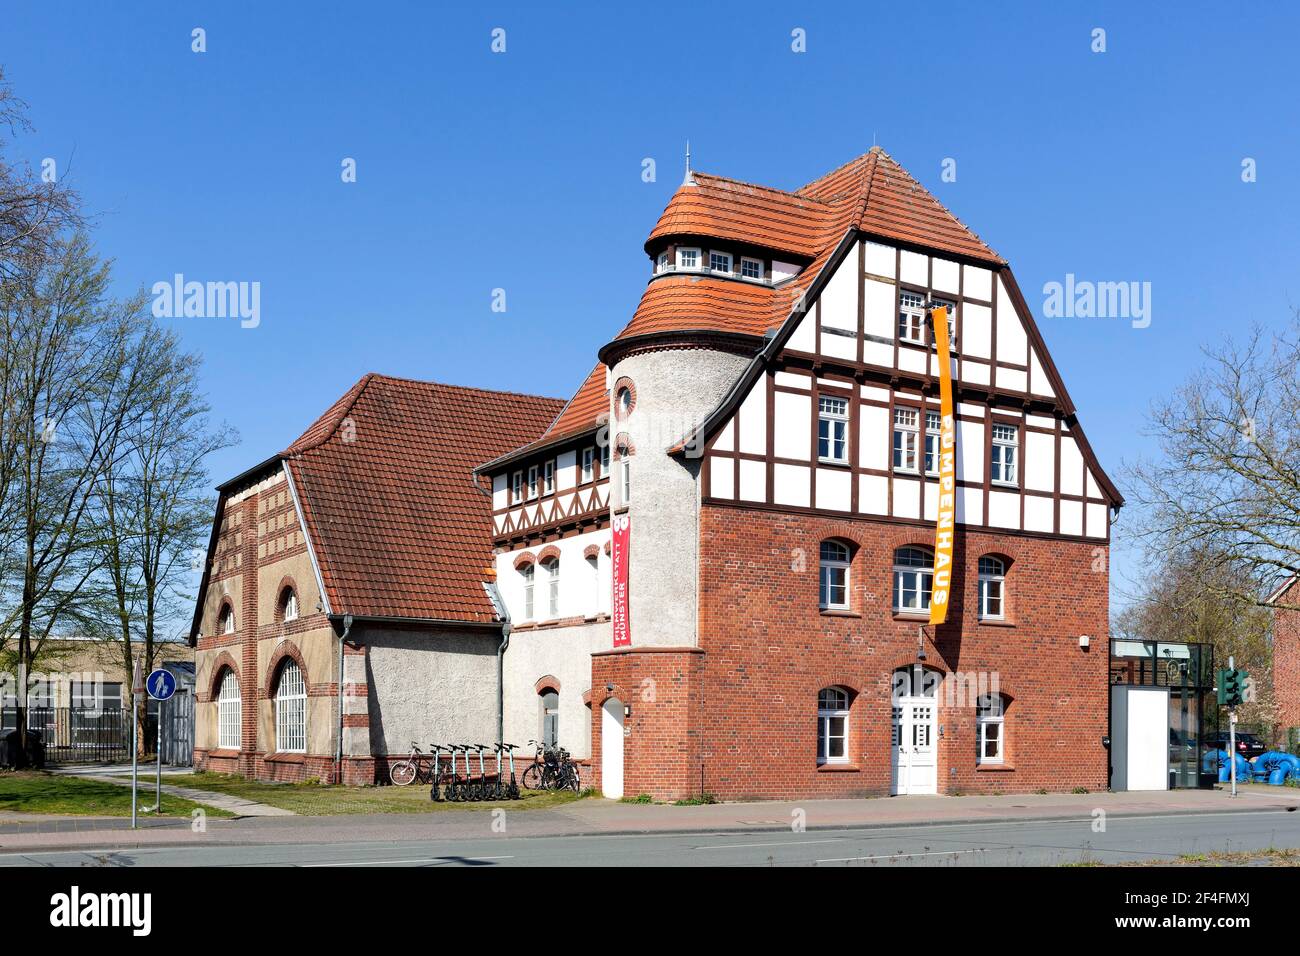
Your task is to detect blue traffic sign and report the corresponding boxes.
[146,668,177,701]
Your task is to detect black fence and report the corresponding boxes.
[1,706,132,765]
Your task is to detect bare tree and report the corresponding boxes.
[1125,310,1300,611]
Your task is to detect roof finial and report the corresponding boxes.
[683,140,696,186]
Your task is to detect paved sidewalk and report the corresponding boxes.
[46,764,295,818]
[2,783,1296,855]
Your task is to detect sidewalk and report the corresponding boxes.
[46,764,295,818]
[2,783,1296,854]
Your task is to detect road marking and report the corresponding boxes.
[694,839,844,850]
[301,855,514,867]
[815,848,988,863]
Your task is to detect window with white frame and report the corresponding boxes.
[618,458,631,505]
[819,540,850,610]
[892,547,934,613]
[817,687,850,765]
[274,660,306,753]
[818,396,849,463]
[522,563,535,619]
[656,251,669,273]
[931,298,957,348]
[544,559,560,617]
[923,410,943,476]
[543,460,555,495]
[219,604,235,635]
[676,247,701,271]
[581,447,595,483]
[991,423,1019,485]
[586,554,600,615]
[740,257,763,280]
[527,465,539,499]
[217,670,241,750]
[600,441,610,474]
[978,555,1006,620]
[512,470,524,503]
[976,694,1005,764]
[898,290,925,344]
[281,587,298,623]
[709,250,732,274]
[893,407,919,472]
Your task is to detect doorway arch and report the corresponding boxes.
[601,698,624,799]
[890,664,941,795]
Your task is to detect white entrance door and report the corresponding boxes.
[601,698,624,799]
[891,697,938,795]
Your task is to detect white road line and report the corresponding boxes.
[301,855,514,867]
[816,848,989,863]
[694,839,844,850]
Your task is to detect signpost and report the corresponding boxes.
[130,657,144,829]
[146,669,177,814]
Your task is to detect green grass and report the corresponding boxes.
[161,772,587,815]
[0,771,233,818]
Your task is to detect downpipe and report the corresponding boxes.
[336,613,353,785]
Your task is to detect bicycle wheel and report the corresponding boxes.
[566,763,582,793]
[389,761,416,786]
[521,764,545,790]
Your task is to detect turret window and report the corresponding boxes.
[740,257,763,280]
[656,251,669,274]
[709,251,732,274]
[676,247,700,271]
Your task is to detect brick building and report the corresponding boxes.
[191,147,1123,798]
[1268,578,1299,743]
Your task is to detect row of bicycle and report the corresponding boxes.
[387,740,582,801]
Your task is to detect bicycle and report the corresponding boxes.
[389,742,439,787]
[523,739,582,792]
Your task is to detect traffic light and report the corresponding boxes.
[1216,668,1247,708]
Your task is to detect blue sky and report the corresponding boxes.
[4,1,1297,610]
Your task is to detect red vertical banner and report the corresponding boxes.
[611,513,631,647]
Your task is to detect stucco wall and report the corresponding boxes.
[363,625,499,755]
[503,619,610,758]
[609,347,748,648]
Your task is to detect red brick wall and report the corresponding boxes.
[689,504,1111,799]
[1275,604,1300,736]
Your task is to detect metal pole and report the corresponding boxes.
[155,696,163,813]
[1228,655,1237,798]
[131,688,138,829]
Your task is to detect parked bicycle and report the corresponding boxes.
[522,739,582,792]
[389,742,440,787]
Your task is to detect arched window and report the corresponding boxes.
[521,563,535,620]
[543,559,560,617]
[976,694,1005,764]
[217,669,241,750]
[978,556,1007,620]
[274,660,306,754]
[892,547,934,612]
[280,586,299,623]
[219,603,235,635]
[540,688,559,748]
[819,540,850,610]
[586,554,601,615]
[817,687,850,765]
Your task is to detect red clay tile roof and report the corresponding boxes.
[617,275,780,339]
[283,373,564,623]
[541,363,608,443]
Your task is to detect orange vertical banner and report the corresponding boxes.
[929,306,956,626]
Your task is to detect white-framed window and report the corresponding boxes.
[540,689,559,749]
[219,605,235,635]
[527,464,539,499]
[281,587,298,623]
[522,564,535,620]
[819,540,850,610]
[274,660,306,754]
[512,470,524,503]
[978,555,1006,620]
[892,547,934,613]
[991,423,1019,485]
[544,559,560,617]
[676,247,701,271]
[818,396,849,464]
[543,460,555,495]
[587,554,601,615]
[581,447,595,483]
[898,290,925,344]
[817,687,850,765]
[923,410,943,476]
[618,458,631,505]
[709,250,733,274]
[217,670,241,750]
[740,257,763,280]
[931,298,957,349]
[893,406,919,472]
[976,694,1005,764]
[600,441,610,473]
[656,251,669,273]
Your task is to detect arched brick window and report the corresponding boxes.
[819,539,852,610]
[216,669,241,750]
[977,693,1010,765]
[978,554,1010,621]
[273,659,306,754]
[279,584,299,623]
[892,546,934,613]
[817,686,852,765]
[218,601,236,635]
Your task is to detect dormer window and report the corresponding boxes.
[527,465,539,499]
[740,257,763,280]
[543,460,555,495]
[512,470,524,503]
[709,251,732,275]
[655,251,669,274]
[676,247,701,271]
[581,447,595,482]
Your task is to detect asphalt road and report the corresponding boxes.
[2,808,1297,867]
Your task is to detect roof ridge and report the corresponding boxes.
[366,372,566,404]
[796,148,880,197]
[694,170,833,206]
[282,372,376,457]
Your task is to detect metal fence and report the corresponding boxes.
[2,706,131,765]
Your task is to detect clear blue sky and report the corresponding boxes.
[4,1,1297,611]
